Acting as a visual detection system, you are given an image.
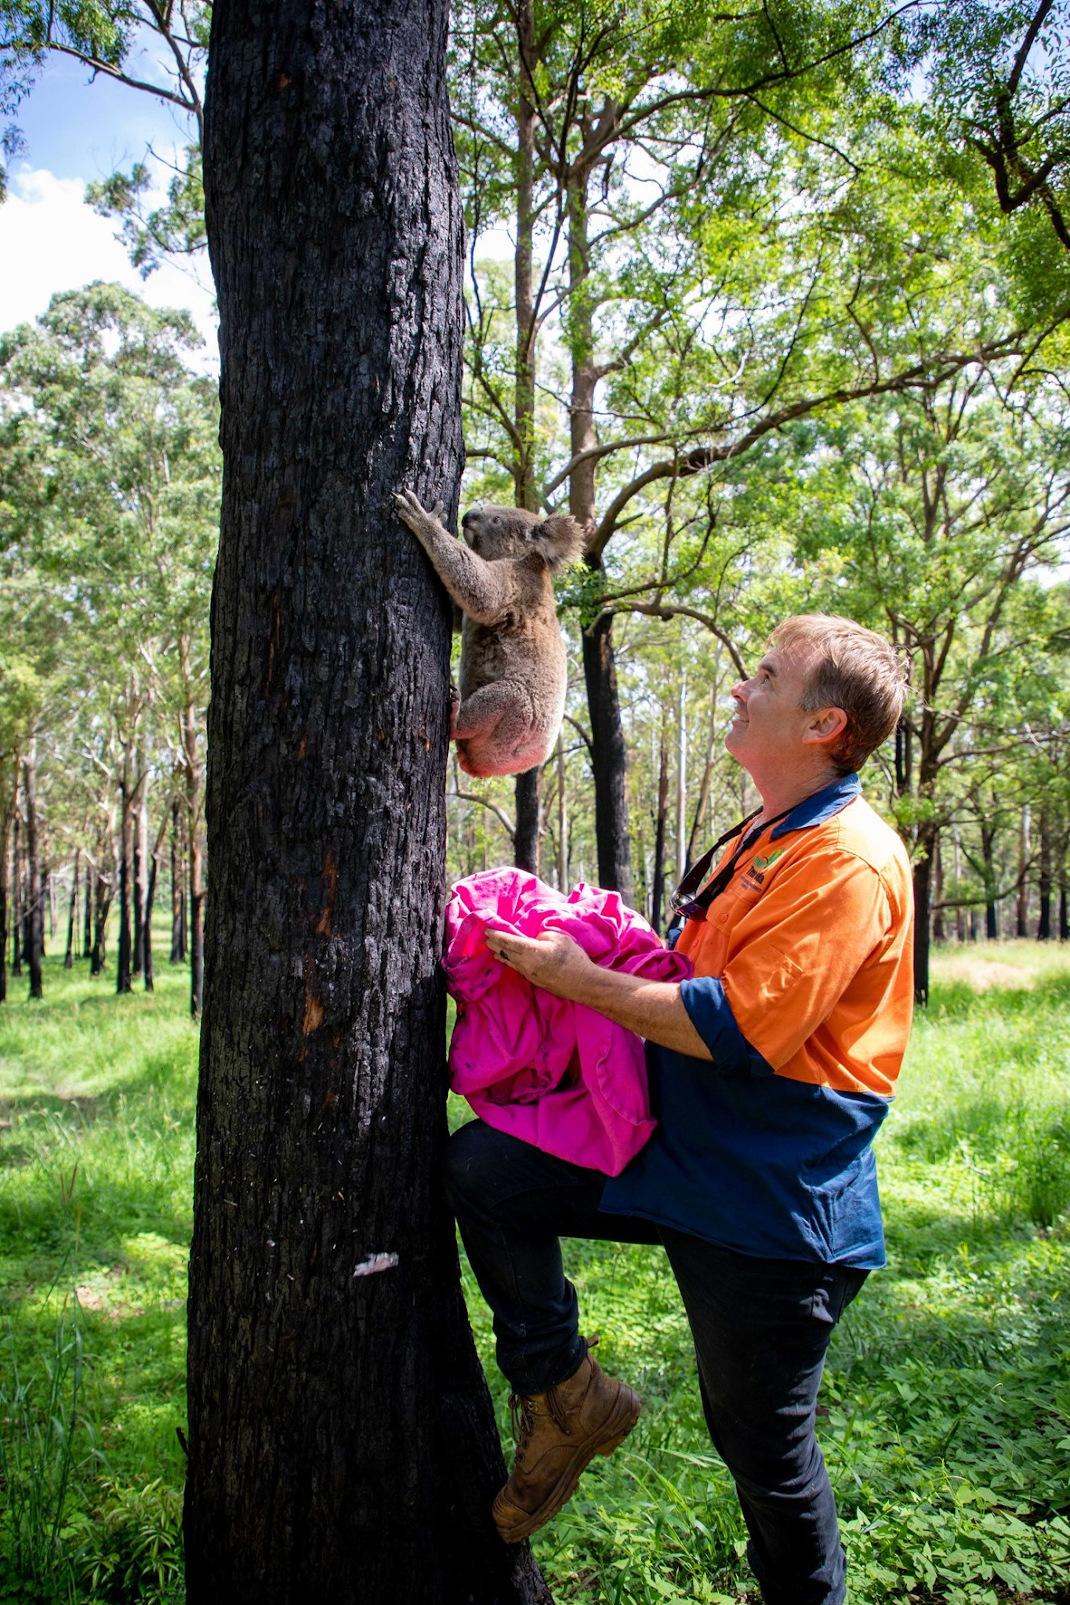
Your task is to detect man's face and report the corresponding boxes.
[725,645,820,772]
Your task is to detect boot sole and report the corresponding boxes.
[493,1388,642,1544]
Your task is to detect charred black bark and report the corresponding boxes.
[186,5,549,1602]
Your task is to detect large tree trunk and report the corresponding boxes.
[23,739,43,1001]
[185,6,549,1603]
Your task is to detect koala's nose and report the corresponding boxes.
[461,509,479,530]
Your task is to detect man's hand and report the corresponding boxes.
[485,927,594,999]
[485,924,711,1058]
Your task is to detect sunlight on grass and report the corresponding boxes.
[1,942,1068,1603]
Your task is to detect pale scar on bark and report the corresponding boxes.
[353,1252,400,1277]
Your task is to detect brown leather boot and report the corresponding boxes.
[493,1344,642,1543]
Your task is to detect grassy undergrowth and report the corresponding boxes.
[1,942,1068,1603]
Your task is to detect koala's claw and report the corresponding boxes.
[393,488,423,531]
[394,488,451,538]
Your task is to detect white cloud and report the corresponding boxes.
[1,165,219,369]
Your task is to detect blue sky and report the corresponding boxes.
[2,50,217,358]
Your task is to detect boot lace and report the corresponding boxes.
[508,1337,600,1465]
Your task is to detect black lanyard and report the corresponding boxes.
[669,802,797,924]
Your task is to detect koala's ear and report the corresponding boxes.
[531,514,587,572]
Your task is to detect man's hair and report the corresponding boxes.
[769,614,907,774]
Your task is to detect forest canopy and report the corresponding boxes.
[2,0,1069,1007]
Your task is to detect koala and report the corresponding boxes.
[393,490,586,778]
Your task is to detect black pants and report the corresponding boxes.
[444,1119,867,1605]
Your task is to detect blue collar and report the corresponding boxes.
[769,772,861,838]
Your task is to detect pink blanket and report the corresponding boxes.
[444,870,692,1175]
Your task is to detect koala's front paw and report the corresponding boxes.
[394,488,451,542]
[393,488,432,536]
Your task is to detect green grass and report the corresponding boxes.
[2,943,1069,1603]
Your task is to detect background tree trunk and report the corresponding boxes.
[185,5,549,1602]
[133,765,148,976]
[913,823,935,1006]
[116,774,134,994]
[11,814,22,976]
[649,714,670,933]
[513,766,542,874]
[83,857,93,959]
[582,594,634,900]
[981,817,999,939]
[1037,808,1052,940]
[510,13,544,885]
[1016,805,1030,936]
[23,739,43,1000]
[556,732,569,891]
[91,865,111,975]
[170,799,185,963]
[65,848,79,969]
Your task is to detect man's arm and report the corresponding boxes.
[484,928,712,1060]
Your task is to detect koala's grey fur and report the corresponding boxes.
[393,490,586,778]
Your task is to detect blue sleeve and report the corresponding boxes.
[680,976,774,1077]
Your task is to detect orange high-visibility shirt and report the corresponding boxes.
[602,776,914,1266]
[676,792,914,1096]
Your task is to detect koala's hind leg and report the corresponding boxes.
[453,682,538,778]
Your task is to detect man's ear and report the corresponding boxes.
[802,706,848,748]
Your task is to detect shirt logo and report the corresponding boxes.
[741,848,785,892]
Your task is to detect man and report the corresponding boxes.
[445,614,913,1605]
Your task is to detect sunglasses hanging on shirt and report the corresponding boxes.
[668,801,798,926]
